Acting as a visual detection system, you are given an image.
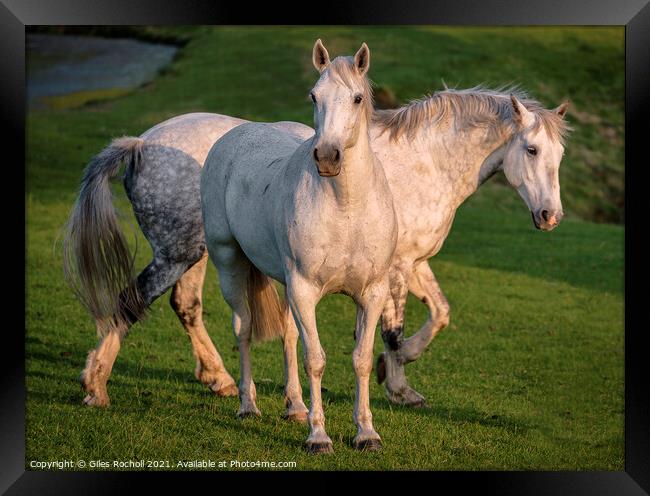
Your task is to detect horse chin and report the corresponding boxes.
[531,211,541,230]
[317,168,341,177]
[540,223,558,232]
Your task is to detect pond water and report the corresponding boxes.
[27,34,178,109]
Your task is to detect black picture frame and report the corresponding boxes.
[7,0,648,493]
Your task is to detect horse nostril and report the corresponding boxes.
[313,148,319,162]
[541,210,549,222]
[334,149,340,162]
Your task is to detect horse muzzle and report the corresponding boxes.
[532,209,563,231]
[313,145,342,177]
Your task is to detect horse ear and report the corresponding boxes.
[354,42,370,76]
[510,94,534,128]
[312,39,330,73]
[555,100,570,118]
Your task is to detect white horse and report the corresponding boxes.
[201,41,396,453]
[369,86,570,405]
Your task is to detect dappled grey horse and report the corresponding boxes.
[64,50,570,411]
[63,115,310,407]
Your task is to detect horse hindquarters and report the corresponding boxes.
[123,143,237,398]
[201,123,309,419]
[71,138,235,406]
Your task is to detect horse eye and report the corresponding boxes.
[310,92,317,104]
[526,145,538,156]
[354,94,363,104]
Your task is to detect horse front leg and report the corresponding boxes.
[378,261,450,406]
[376,265,428,407]
[286,273,332,454]
[352,279,389,451]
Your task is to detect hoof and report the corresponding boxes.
[305,441,334,455]
[83,393,109,407]
[376,353,387,384]
[237,409,261,419]
[389,396,428,408]
[353,438,382,452]
[387,386,428,408]
[282,411,309,423]
[213,383,239,397]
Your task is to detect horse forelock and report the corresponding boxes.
[531,108,572,146]
[373,85,571,145]
[322,56,374,121]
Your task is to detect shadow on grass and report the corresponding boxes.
[373,396,533,434]
[28,336,532,438]
[241,382,532,436]
[28,361,532,438]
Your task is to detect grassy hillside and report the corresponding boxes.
[26,26,623,470]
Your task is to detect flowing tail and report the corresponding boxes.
[63,137,147,337]
[246,265,287,343]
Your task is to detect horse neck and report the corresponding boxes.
[323,120,381,206]
[422,122,512,209]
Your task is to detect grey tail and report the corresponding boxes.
[62,137,147,337]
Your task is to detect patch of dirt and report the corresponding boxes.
[569,106,602,125]
[374,85,399,109]
[598,125,622,146]
[574,146,603,168]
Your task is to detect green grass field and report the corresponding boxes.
[26,26,624,470]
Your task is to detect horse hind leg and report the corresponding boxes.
[81,284,140,406]
[80,324,123,407]
[211,243,261,418]
[80,255,192,406]
[170,253,237,397]
[280,304,309,422]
